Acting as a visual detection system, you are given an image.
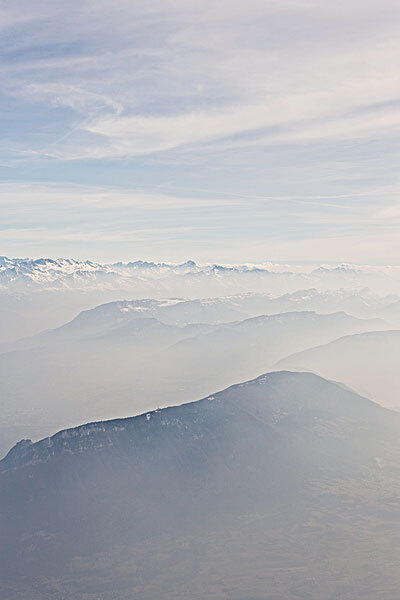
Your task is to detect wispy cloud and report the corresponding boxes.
[1,1,399,262]
[1,182,399,264]
[2,1,400,159]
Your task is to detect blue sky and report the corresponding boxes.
[1,0,400,264]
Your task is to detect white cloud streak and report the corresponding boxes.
[0,182,399,264]
[2,0,400,159]
[1,1,400,263]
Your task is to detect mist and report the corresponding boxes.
[2,0,400,596]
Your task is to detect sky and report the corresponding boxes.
[1,0,400,264]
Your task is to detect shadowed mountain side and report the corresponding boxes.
[1,371,399,599]
[277,330,400,411]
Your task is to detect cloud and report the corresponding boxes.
[374,202,400,221]
[1,181,399,265]
[2,0,400,160]
[1,1,400,263]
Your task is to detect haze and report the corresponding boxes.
[1,2,400,599]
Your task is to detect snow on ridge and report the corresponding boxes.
[1,256,400,293]
[0,256,110,286]
[0,256,276,290]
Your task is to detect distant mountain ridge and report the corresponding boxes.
[0,291,388,353]
[278,329,400,411]
[1,256,399,346]
[0,256,271,288]
[1,255,399,291]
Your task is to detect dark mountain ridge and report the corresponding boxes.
[1,371,400,599]
[1,370,394,474]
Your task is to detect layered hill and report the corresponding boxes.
[0,309,384,455]
[278,329,400,410]
[1,256,399,345]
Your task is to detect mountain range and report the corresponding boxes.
[0,282,398,346]
[0,307,385,456]
[1,256,400,293]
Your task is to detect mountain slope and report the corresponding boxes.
[278,330,400,410]
[166,310,384,384]
[1,371,399,600]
